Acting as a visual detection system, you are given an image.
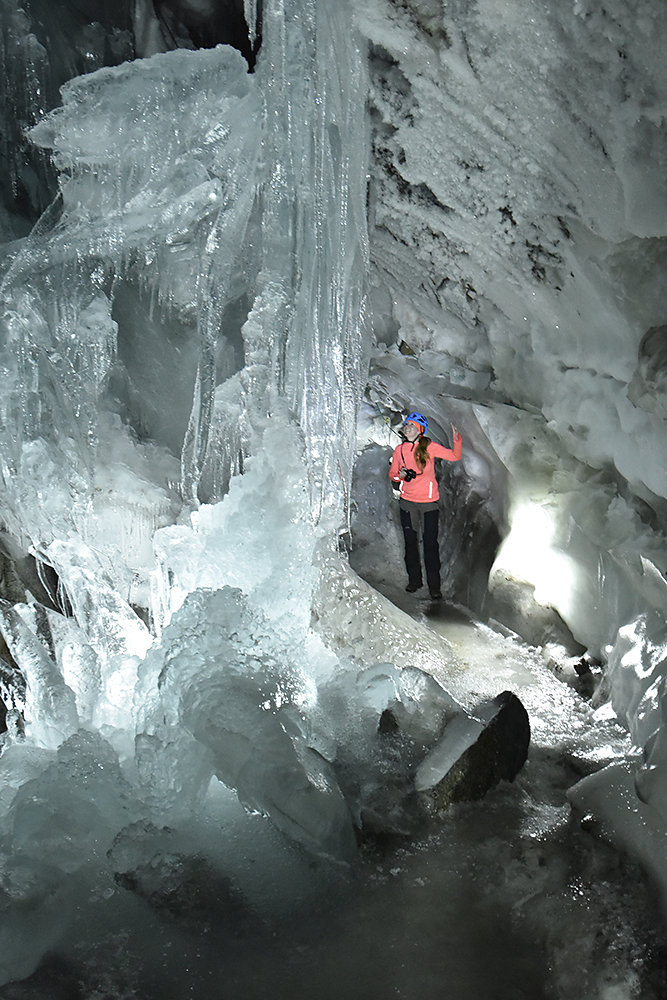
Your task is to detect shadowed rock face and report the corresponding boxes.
[415,691,531,810]
[0,650,26,735]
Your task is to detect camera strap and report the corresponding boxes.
[400,442,423,475]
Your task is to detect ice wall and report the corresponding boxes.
[353,0,667,846]
[359,0,667,549]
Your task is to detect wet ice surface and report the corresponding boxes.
[5,595,665,1000]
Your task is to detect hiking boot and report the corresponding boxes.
[429,589,442,600]
[405,582,422,593]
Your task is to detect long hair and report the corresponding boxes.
[414,435,431,470]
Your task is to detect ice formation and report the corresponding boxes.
[0,0,666,993]
[0,0,479,986]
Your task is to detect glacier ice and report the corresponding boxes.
[0,0,666,993]
[0,1,481,984]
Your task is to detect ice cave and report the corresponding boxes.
[0,0,666,997]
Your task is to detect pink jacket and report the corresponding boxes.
[389,434,462,502]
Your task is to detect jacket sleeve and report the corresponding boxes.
[430,433,462,463]
[388,446,402,483]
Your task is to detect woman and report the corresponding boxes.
[388,412,462,599]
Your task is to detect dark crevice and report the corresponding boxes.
[152,0,262,69]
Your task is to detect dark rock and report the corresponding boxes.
[152,0,262,69]
[415,690,530,809]
[108,821,254,932]
[113,852,250,927]
[628,324,667,419]
[0,549,27,606]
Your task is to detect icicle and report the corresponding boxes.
[244,0,259,46]
[254,0,371,522]
[0,601,79,749]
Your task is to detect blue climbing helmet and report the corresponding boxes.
[403,412,428,435]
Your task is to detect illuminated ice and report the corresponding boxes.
[0,602,78,750]
[136,586,357,859]
[0,0,666,992]
[3,0,384,887]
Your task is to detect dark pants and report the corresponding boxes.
[399,505,441,592]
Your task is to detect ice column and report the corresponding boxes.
[190,0,370,523]
[261,0,370,522]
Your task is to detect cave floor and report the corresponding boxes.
[4,592,666,1000]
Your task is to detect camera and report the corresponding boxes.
[403,468,417,482]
